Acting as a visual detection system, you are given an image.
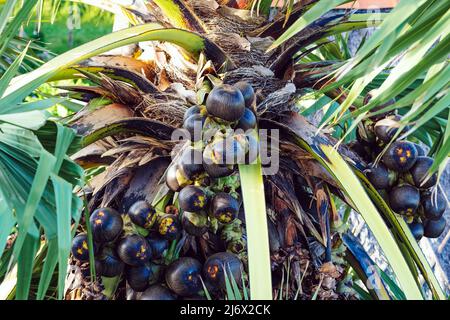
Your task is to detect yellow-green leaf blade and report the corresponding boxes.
[238,160,272,300]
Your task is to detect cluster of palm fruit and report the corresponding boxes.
[71,82,257,299]
[167,81,257,229]
[71,204,243,299]
[356,100,447,241]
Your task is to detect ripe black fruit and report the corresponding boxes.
[236,108,256,131]
[207,137,245,165]
[389,184,420,216]
[408,221,424,241]
[211,192,240,224]
[166,164,183,192]
[410,156,437,189]
[146,236,169,259]
[413,143,426,156]
[117,234,151,266]
[139,285,176,300]
[382,141,418,172]
[422,191,447,220]
[183,105,201,122]
[364,162,396,190]
[126,263,160,292]
[165,257,203,297]
[97,248,124,277]
[363,91,395,121]
[158,214,180,240]
[245,133,259,164]
[90,207,123,243]
[348,140,372,162]
[423,217,446,238]
[183,113,205,142]
[374,116,401,143]
[203,161,235,178]
[206,84,245,122]
[181,211,208,236]
[234,81,255,108]
[71,233,92,262]
[178,147,204,180]
[203,252,242,289]
[128,201,156,229]
[178,185,208,212]
[80,259,103,278]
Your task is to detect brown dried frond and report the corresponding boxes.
[208,32,268,67]
[65,261,106,301]
[223,65,288,98]
[190,0,264,34]
[257,83,297,115]
[271,244,350,300]
[99,74,143,106]
[137,92,187,127]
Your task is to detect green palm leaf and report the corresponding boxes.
[239,160,272,300]
[2,23,234,105]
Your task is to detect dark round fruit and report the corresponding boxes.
[71,233,92,262]
[408,221,424,241]
[166,164,183,192]
[80,259,103,278]
[211,193,240,224]
[234,81,255,108]
[422,191,447,220]
[158,214,180,240]
[206,84,245,122]
[98,248,124,277]
[374,116,401,143]
[90,207,123,243]
[235,108,256,131]
[126,263,160,292]
[146,237,169,259]
[382,141,418,172]
[413,143,426,156]
[423,217,446,238]
[128,201,156,229]
[207,137,245,165]
[203,161,235,178]
[181,211,208,236]
[165,257,203,297]
[348,140,372,162]
[389,184,420,216]
[178,147,204,180]
[179,185,208,212]
[364,162,397,190]
[364,91,395,120]
[139,285,176,300]
[94,259,103,277]
[117,235,151,266]
[203,252,242,289]
[183,105,201,122]
[183,113,205,142]
[245,133,259,164]
[410,156,438,189]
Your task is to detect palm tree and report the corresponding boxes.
[0,0,448,300]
